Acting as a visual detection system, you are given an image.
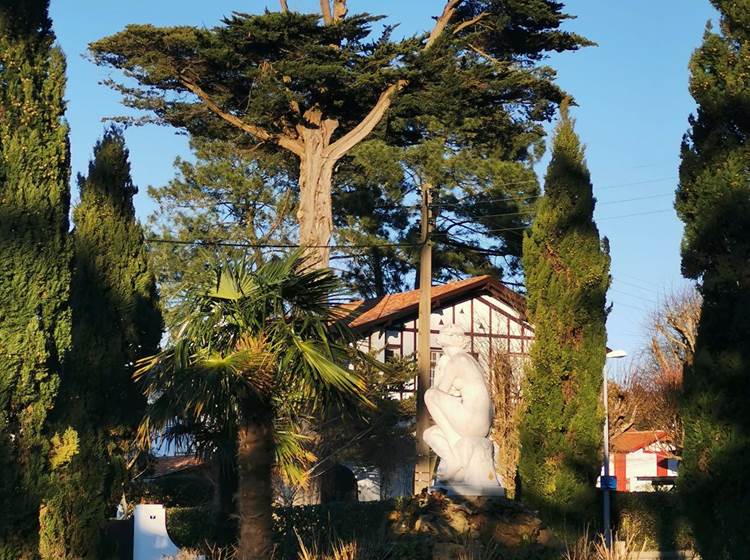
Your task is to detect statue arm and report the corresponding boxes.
[436,365,458,393]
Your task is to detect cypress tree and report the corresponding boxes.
[0,1,72,556]
[519,102,610,525]
[40,129,163,558]
[676,4,750,557]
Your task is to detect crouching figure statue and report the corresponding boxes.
[423,324,504,495]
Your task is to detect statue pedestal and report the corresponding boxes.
[430,482,506,498]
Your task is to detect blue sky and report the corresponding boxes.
[49,1,717,361]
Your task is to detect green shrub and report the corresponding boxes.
[166,507,219,549]
[611,492,694,551]
[167,501,433,560]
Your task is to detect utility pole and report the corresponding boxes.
[414,181,433,494]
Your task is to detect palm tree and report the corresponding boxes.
[135,252,369,560]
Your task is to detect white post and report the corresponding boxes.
[603,349,626,549]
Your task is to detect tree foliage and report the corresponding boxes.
[518,102,610,525]
[89,0,591,268]
[675,2,750,556]
[40,129,163,558]
[148,137,297,316]
[0,1,72,555]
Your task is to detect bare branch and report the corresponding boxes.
[326,80,407,161]
[179,77,304,157]
[468,43,509,69]
[425,0,464,50]
[279,0,289,12]
[452,12,488,36]
[320,0,333,25]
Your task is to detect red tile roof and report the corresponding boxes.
[612,430,670,454]
[343,275,526,331]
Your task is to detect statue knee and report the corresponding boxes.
[425,387,438,409]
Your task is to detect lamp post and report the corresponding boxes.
[603,349,627,549]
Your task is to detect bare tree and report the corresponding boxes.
[628,286,701,449]
[488,352,523,498]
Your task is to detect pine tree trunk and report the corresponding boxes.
[236,415,275,560]
[296,115,337,268]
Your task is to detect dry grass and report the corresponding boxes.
[294,531,392,560]
[564,529,646,560]
[164,543,236,560]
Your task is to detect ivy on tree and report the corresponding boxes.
[519,101,610,525]
[675,2,750,557]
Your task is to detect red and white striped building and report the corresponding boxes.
[608,430,679,492]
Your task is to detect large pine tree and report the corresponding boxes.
[40,129,163,558]
[519,102,610,524]
[0,2,72,556]
[675,4,750,557]
[89,0,591,268]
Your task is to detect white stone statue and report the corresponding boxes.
[423,324,503,495]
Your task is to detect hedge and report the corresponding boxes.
[167,500,431,560]
[611,492,694,551]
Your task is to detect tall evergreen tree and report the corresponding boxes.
[40,129,163,558]
[675,4,750,557]
[519,102,610,524]
[0,1,72,556]
[89,0,590,268]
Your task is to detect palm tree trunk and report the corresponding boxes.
[237,414,275,560]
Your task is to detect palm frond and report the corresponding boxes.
[274,422,316,487]
[133,251,379,486]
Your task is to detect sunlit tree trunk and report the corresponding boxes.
[296,113,338,268]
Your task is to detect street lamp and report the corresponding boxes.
[602,349,627,549]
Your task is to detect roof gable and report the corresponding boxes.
[611,430,670,453]
[344,275,526,332]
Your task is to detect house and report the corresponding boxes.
[342,275,533,500]
[346,275,533,392]
[608,430,679,492]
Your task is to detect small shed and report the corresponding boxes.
[609,430,679,492]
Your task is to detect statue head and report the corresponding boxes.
[437,324,468,352]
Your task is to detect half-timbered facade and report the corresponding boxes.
[346,275,533,393]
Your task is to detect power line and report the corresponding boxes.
[610,288,657,305]
[144,238,421,250]
[435,175,677,209]
[145,206,675,252]
[599,209,673,220]
[441,192,676,224]
[612,277,659,294]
